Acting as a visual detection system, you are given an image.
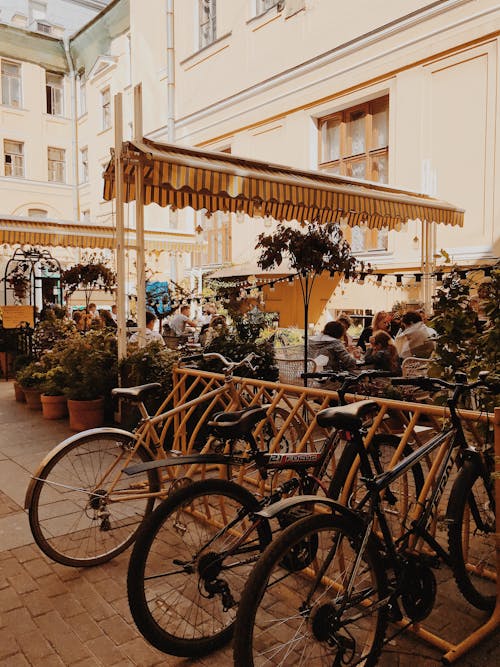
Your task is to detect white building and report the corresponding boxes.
[1,0,498,322]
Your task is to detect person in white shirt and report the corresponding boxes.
[169,305,197,337]
[394,311,437,359]
[129,311,165,346]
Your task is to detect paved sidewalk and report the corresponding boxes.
[0,381,497,666]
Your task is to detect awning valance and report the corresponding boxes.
[0,216,197,253]
[103,138,464,230]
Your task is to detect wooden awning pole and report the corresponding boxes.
[114,93,127,359]
[134,83,146,346]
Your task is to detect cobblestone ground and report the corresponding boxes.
[0,381,497,666]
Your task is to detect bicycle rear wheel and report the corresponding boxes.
[28,432,160,566]
[447,459,496,611]
[329,434,423,536]
[233,512,388,666]
[127,478,272,657]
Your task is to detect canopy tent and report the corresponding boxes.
[0,215,196,253]
[103,137,464,230]
[103,86,464,357]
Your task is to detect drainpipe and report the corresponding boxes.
[166,0,175,142]
[63,37,80,224]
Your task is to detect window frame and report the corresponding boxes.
[45,71,64,116]
[318,96,390,252]
[101,86,111,130]
[80,147,88,184]
[199,0,217,49]
[4,139,24,178]
[200,211,231,266]
[1,60,22,109]
[255,0,279,16]
[47,146,65,183]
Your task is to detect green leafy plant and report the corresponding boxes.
[6,262,31,303]
[32,310,76,356]
[256,220,360,380]
[120,342,179,395]
[16,360,46,389]
[61,252,116,312]
[54,329,118,401]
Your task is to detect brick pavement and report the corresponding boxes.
[0,380,497,666]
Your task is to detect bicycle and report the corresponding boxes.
[125,369,420,657]
[24,352,302,567]
[233,371,497,666]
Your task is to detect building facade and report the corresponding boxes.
[1,0,499,321]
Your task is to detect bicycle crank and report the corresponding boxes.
[400,558,436,622]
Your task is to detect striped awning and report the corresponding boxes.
[0,216,197,253]
[103,138,464,229]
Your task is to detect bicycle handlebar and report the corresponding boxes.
[301,370,393,382]
[180,352,259,374]
[390,371,493,393]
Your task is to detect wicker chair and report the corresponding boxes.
[274,345,317,385]
[401,356,432,378]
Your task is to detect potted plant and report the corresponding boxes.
[57,329,118,430]
[61,252,116,328]
[12,354,32,402]
[39,358,68,420]
[15,360,46,410]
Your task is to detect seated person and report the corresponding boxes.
[169,305,197,337]
[357,311,392,351]
[364,330,401,374]
[394,311,437,359]
[129,311,165,346]
[308,320,358,373]
[199,315,228,347]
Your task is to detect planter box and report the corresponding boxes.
[23,388,42,410]
[67,397,105,431]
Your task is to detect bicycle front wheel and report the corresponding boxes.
[447,459,496,611]
[29,432,160,567]
[127,477,272,657]
[234,512,388,667]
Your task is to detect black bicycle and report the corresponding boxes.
[233,371,497,666]
[125,370,415,657]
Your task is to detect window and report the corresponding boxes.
[200,211,231,265]
[1,61,22,108]
[80,147,88,183]
[48,147,65,182]
[256,0,279,15]
[36,22,52,34]
[28,208,48,217]
[4,140,24,177]
[199,0,216,49]
[78,73,87,115]
[101,87,111,130]
[319,96,389,250]
[46,72,64,115]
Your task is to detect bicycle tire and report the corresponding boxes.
[328,434,423,536]
[29,432,160,567]
[447,459,496,612]
[233,512,388,666]
[127,477,272,657]
[263,406,304,453]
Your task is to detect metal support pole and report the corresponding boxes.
[114,93,127,359]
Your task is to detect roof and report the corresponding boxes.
[103,137,464,230]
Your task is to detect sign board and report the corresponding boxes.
[0,305,35,328]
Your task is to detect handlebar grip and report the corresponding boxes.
[391,376,436,390]
[300,372,346,379]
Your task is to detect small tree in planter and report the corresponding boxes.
[56,330,118,430]
[256,220,360,382]
[61,253,116,323]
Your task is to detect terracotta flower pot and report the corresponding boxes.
[41,394,68,420]
[23,388,42,410]
[67,397,105,431]
[14,381,26,403]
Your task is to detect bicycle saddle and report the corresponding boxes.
[316,400,379,429]
[111,383,162,401]
[208,405,271,438]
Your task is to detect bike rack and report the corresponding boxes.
[170,367,499,661]
[440,406,499,664]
